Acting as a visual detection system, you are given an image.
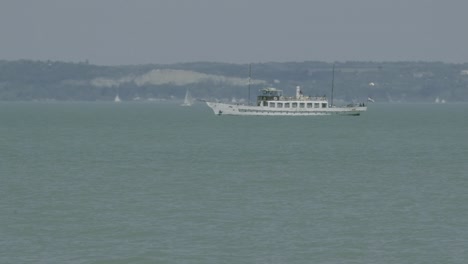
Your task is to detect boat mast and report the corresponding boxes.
[248,64,251,105]
[331,63,335,107]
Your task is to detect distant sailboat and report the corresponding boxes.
[114,87,122,102]
[181,89,193,106]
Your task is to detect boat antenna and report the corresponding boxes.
[248,63,251,105]
[331,63,335,107]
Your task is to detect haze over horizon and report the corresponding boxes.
[1,0,467,65]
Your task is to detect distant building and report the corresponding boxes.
[413,72,433,78]
[460,70,468,76]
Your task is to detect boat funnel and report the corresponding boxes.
[296,86,301,98]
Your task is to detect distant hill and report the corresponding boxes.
[1,60,467,102]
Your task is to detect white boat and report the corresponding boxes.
[435,97,446,104]
[181,89,193,106]
[114,94,121,103]
[206,86,366,116]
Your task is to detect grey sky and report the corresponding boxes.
[1,0,467,65]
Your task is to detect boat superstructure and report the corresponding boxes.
[206,86,366,116]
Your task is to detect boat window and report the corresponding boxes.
[292,102,298,108]
[284,103,290,108]
[299,103,305,108]
[277,102,283,108]
[314,103,320,108]
[269,102,275,108]
[307,103,313,108]
[322,103,327,108]
[263,101,268,106]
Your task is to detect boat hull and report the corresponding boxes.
[206,102,366,116]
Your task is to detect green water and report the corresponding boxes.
[1,102,467,263]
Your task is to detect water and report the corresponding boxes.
[1,102,467,263]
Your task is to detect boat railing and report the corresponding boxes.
[280,96,327,101]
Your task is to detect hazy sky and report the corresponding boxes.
[1,0,467,65]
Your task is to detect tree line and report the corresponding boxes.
[1,60,467,102]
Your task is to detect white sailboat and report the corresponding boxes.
[114,87,121,103]
[181,89,193,106]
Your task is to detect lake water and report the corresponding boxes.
[1,102,467,263]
